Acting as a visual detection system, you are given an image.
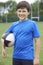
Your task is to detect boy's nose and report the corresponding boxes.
[20,11,23,13]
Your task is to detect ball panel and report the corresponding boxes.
[4,40,11,47]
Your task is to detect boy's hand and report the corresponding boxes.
[34,58,39,65]
[2,49,7,57]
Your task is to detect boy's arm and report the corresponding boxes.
[1,34,7,57]
[34,37,40,65]
[1,23,14,57]
[2,42,8,57]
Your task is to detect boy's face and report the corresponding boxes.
[17,8,30,21]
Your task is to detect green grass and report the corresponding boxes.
[0,22,43,65]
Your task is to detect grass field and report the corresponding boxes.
[0,22,43,65]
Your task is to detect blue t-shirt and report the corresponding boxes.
[5,19,40,60]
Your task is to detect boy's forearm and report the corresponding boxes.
[2,43,5,50]
[35,38,40,59]
[1,34,5,49]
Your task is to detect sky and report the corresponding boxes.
[0,0,36,4]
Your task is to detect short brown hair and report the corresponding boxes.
[16,1,31,12]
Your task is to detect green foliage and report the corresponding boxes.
[31,1,43,21]
[7,12,19,22]
[40,2,43,9]
[40,2,43,21]
[31,1,39,17]
[0,2,5,6]
[8,1,17,13]
[2,12,19,23]
[0,1,43,22]
[0,0,18,23]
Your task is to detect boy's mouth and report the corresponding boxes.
[19,14,25,18]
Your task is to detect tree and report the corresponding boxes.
[40,2,43,21]
[0,0,18,22]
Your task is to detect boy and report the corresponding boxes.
[2,1,40,65]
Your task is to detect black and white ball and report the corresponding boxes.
[1,33,15,47]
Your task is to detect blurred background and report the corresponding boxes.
[0,0,43,65]
[0,0,43,23]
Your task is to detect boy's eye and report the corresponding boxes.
[18,10,26,12]
[22,11,26,12]
[18,10,21,12]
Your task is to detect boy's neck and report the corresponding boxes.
[19,18,28,22]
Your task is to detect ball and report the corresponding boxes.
[1,33,15,47]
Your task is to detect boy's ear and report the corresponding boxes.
[28,12,30,15]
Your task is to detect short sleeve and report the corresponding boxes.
[32,22,40,38]
[5,23,14,33]
[4,21,19,34]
